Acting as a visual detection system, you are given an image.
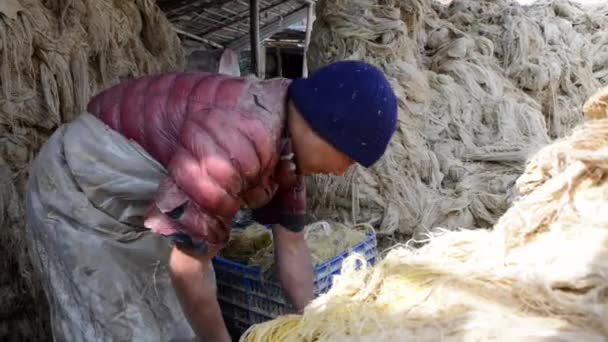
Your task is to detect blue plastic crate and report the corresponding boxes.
[213,229,377,336]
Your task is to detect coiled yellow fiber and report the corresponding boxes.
[240,88,608,341]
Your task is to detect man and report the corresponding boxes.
[25,60,397,341]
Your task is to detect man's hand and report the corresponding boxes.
[272,224,314,312]
[169,244,231,342]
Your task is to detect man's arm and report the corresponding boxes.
[169,244,231,342]
[252,137,314,311]
[271,224,314,312]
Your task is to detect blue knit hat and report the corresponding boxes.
[288,60,398,168]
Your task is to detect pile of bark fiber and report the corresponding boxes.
[0,0,184,339]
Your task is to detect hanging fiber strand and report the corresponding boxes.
[305,0,608,243]
[0,0,184,339]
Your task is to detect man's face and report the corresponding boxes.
[306,140,353,176]
[288,102,354,176]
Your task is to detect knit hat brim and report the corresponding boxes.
[287,61,398,168]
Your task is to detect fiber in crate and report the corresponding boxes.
[213,224,378,336]
[219,221,370,273]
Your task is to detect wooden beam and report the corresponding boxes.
[228,5,308,52]
[193,10,242,35]
[250,0,262,78]
[197,0,293,38]
[160,0,233,19]
[174,28,224,49]
[302,3,314,77]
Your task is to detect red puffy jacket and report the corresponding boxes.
[87,72,302,251]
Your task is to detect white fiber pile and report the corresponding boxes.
[306,0,608,242]
[240,87,608,341]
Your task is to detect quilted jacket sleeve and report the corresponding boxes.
[143,108,246,251]
[144,102,274,251]
[87,73,273,252]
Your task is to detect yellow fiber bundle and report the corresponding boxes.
[221,223,273,265]
[304,221,368,264]
[220,221,368,272]
[240,89,608,341]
